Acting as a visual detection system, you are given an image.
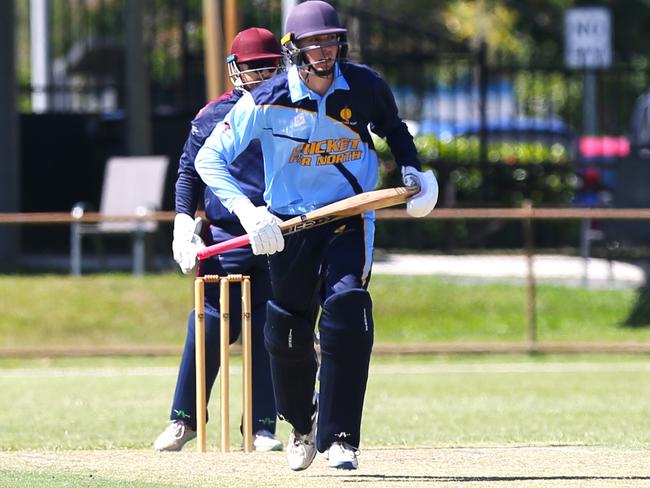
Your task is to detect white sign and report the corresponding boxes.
[564,7,612,69]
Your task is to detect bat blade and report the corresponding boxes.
[197,186,417,261]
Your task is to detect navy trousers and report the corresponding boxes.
[264,214,375,451]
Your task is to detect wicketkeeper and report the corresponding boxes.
[154,27,284,453]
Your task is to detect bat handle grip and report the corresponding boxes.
[197,234,251,260]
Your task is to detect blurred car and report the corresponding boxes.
[394,80,575,160]
[418,116,573,147]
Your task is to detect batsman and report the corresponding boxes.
[195,1,438,470]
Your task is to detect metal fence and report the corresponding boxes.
[15,1,650,212]
[380,47,650,209]
[18,0,206,114]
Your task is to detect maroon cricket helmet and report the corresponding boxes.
[230,27,283,63]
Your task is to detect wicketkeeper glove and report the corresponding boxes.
[172,213,205,274]
[232,199,284,255]
[401,165,439,218]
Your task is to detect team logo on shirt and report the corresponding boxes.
[289,138,363,166]
[339,106,357,126]
[292,112,308,130]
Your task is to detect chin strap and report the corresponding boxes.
[300,64,334,85]
[310,65,334,77]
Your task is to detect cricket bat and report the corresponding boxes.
[197,185,418,260]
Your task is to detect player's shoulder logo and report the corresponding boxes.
[293,111,308,130]
[339,106,357,126]
[217,120,231,134]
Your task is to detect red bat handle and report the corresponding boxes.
[198,234,251,260]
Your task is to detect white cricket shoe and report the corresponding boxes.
[325,441,359,470]
[253,430,283,452]
[287,411,317,471]
[153,420,196,452]
[287,429,317,471]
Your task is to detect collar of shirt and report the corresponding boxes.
[288,64,350,103]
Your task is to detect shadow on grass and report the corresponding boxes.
[329,474,650,483]
[623,285,650,328]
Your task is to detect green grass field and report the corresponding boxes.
[1,354,649,487]
[1,274,650,486]
[1,354,649,450]
[1,273,649,349]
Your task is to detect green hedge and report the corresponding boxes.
[373,133,576,207]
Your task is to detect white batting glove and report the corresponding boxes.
[232,199,284,255]
[172,213,205,274]
[401,165,439,218]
